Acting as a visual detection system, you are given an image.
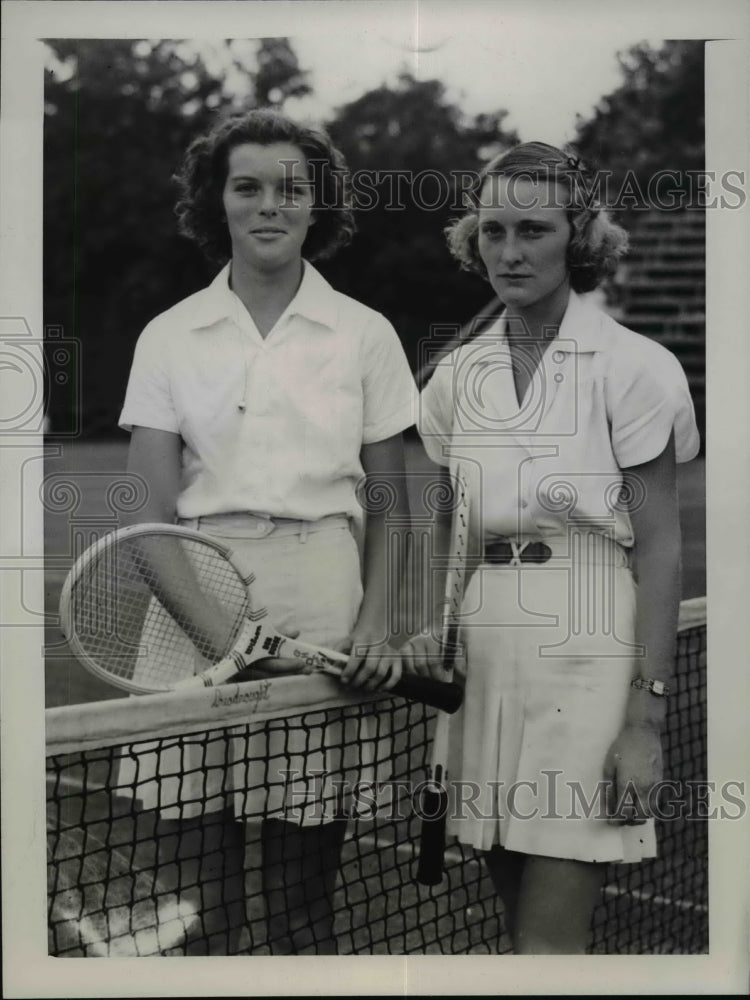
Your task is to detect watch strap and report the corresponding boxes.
[631,677,670,697]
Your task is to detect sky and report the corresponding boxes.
[46,26,665,150]
[42,3,676,148]
[260,10,665,147]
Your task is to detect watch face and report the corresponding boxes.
[632,678,669,696]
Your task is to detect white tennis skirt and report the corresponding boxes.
[116,513,381,825]
[445,533,657,864]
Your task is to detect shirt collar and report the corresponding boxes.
[556,290,609,353]
[283,260,339,329]
[489,290,609,354]
[190,260,339,332]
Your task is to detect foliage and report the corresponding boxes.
[574,40,705,204]
[252,38,312,107]
[321,73,518,371]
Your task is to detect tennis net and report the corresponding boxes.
[46,597,707,956]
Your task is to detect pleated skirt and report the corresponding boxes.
[445,535,657,863]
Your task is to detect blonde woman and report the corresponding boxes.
[409,142,699,953]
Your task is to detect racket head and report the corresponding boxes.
[60,523,253,694]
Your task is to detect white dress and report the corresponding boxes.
[419,291,700,862]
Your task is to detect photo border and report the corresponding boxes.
[2,1,749,995]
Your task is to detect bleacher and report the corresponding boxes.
[609,209,706,440]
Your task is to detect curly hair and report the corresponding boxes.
[445,141,628,293]
[174,108,356,265]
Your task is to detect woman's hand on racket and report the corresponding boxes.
[339,628,403,693]
[603,722,663,825]
[399,631,445,680]
[237,624,401,690]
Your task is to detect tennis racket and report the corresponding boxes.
[417,464,470,885]
[59,523,464,713]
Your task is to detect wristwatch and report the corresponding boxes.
[631,677,670,697]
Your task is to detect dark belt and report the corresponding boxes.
[484,539,552,565]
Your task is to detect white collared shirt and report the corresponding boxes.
[418,290,700,545]
[120,262,418,520]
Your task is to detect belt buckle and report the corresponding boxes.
[520,541,552,564]
[484,537,552,565]
[252,515,276,538]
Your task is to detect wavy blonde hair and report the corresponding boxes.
[446,142,628,293]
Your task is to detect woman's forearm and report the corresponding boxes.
[622,434,682,731]
[626,530,681,729]
[354,434,410,645]
[355,506,408,643]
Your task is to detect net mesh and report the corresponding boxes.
[46,601,707,956]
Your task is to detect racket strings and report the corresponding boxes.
[67,535,249,691]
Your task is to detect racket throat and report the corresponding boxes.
[236,618,294,669]
[424,762,448,796]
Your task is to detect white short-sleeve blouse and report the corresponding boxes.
[119,262,418,521]
[418,291,700,546]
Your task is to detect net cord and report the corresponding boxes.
[46,596,705,758]
[45,674,386,756]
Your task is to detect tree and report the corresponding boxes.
[251,38,312,107]
[322,73,518,371]
[574,40,704,206]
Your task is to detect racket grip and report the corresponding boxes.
[392,673,463,714]
[416,785,449,886]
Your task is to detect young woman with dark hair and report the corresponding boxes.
[119,108,417,954]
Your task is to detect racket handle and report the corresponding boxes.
[416,786,449,886]
[391,673,463,714]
